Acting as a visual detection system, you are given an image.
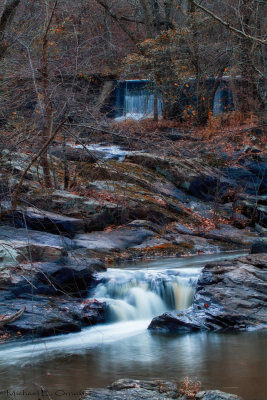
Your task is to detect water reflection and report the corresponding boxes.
[0,329,266,400]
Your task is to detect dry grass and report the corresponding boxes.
[178,377,201,399]
[112,118,184,134]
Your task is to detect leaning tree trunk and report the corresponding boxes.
[38,1,58,188]
[0,0,20,61]
[259,2,267,134]
[153,86,159,121]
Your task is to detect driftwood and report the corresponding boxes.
[0,305,26,327]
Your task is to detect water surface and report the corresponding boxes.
[1,251,265,400]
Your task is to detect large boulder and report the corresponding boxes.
[81,299,107,324]
[27,190,123,232]
[0,226,83,271]
[222,166,262,196]
[239,194,267,227]
[3,256,104,297]
[0,239,66,265]
[251,240,267,254]
[34,258,104,296]
[149,254,267,332]
[1,297,82,337]
[1,295,107,338]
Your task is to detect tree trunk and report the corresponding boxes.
[259,2,267,134]
[0,0,20,60]
[153,87,159,121]
[38,1,58,188]
[237,0,263,116]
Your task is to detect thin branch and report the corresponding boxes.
[43,0,58,39]
[120,16,145,24]
[192,0,267,46]
[94,0,138,44]
[252,64,265,78]
[11,120,66,210]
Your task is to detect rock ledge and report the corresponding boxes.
[149,254,267,332]
[81,379,243,400]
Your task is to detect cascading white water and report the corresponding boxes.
[91,268,199,322]
[124,90,163,120]
[116,80,163,120]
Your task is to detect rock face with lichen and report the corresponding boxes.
[149,254,267,332]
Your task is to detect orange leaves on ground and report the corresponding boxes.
[0,331,11,343]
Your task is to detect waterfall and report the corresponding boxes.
[213,79,234,115]
[91,267,199,322]
[115,80,163,120]
[112,78,235,120]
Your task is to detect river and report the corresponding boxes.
[0,252,266,400]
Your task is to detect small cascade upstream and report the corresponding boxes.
[91,267,200,322]
[67,143,129,161]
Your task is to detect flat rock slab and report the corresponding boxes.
[3,208,85,235]
[81,379,243,400]
[149,253,267,332]
[173,234,220,253]
[51,146,103,163]
[200,225,257,246]
[0,226,76,251]
[196,391,242,400]
[75,227,155,252]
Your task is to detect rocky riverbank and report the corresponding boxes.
[81,379,243,400]
[0,126,267,341]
